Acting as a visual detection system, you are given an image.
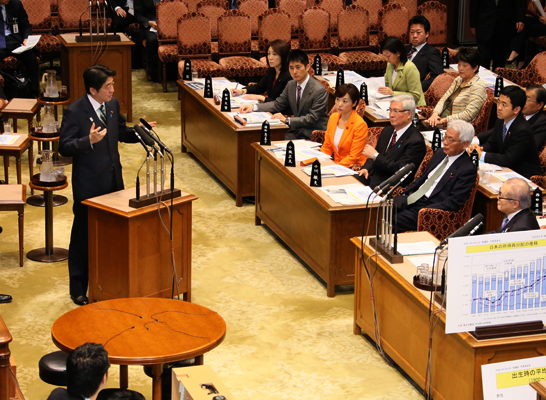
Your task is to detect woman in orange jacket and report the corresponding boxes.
[320,84,368,167]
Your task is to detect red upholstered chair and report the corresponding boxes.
[310,99,367,144]
[157,0,189,92]
[471,90,494,135]
[417,72,458,119]
[531,174,546,189]
[298,7,344,69]
[495,51,546,87]
[57,0,106,32]
[187,0,201,12]
[177,13,225,79]
[418,1,447,45]
[414,145,433,179]
[50,0,58,14]
[217,10,268,78]
[237,0,268,38]
[337,5,387,73]
[346,126,383,171]
[352,0,382,31]
[21,0,61,67]
[391,0,417,20]
[417,175,480,240]
[376,3,409,46]
[257,9,292,54]
[277,0,306,38]
[197,0,228,41]
[306,0,343,34]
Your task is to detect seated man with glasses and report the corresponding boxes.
[493,177,539,233]
[393,120,477,233]
[357,95,426,189]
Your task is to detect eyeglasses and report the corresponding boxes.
[498,192,516,201]
[442,136,460,144]
[387,108,409,114]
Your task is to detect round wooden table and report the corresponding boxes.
[51,298,226,400]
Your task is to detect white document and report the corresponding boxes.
[396,241,438,256]
[273,140,321,150]
[446,230,546,334]
[365,106,389,119]
[482,356,546,400]
[228,112,282,126]
[302,164,356,177]
[12,35,41,54]
[0,135,19,145]
[407,255,436,268]
[295,148,331,160]
[320,183,382,204]
[493,172,537,190]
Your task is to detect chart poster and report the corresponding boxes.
[446,230,546,334]
[482,356,546,400]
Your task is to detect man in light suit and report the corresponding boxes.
[357,94,427,189]
[405,15,443,92]
[59,65,141,306]
[493,178,540,233]
[394,120,478,233]
[239,49,328,139]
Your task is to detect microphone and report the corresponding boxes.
[79,2,92,36]
[438,213,484,247]
[134,125,163,157]
[374,163,415,195]
[139,118,173,155]
[132,126,153,156]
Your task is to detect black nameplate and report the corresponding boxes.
[494,76,504,98]
[310,159,322,187]
[412,113,419,128]
[221,88,231,112]
[284,140,296,167]
[336,68,344,90]
[442,47,449,68]
[532,187,543,215]
[471,149,479,168]
[313,54,322,76]
[432,128,442,152]
[204,75,213,98]
[260,120,271,146]
[183,59,192,81]
[360,82,368,104]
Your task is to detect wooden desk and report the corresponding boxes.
[531,380,546,399]
[178,79,288,207]
[83,187,197,302]
[0,185,26,267]
[1,98,41,133]
[51,297,226,400]
[253,142,379,297]
[0,134,33,193]
[353,231,546,400]
[58,34,134,121]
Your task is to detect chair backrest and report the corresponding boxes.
[352,0,382,30]
[367,126,383,147]
[471,90,494,135]
[177,12,212,57]
[414,145,433,179]
[157,0,189,42]
[197,0,228,39]
[306,0,343,33]
[337,5,370,49]
[423,72,457,106]
[236,0,268,36]
[258,9,291,52]
[277,0,306,36]
[377,3,409,45]
[186,0,201,12]
[522,52,546,86]
[298,7,330,51]
[531,174,546,189]
[390,0,417,21]
[218,10,252,54]
[417,0,447,45]
[539,146,546,173]
[22,0,53,31]
[58,0,91,30]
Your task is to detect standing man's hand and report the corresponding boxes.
[116,8,127,17]
[89,122,107,144]
[149,21,158,29]
[516,22,524,33]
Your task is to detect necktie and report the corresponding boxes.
[99,104,107,126]
[385,130,397,154]
[296,85,302,110]
[500,216,509,231]
[0,7,6,49]
[502,123,508,142]
[407,47,417,59]
[407,156,449,205]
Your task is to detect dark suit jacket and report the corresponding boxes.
[357,124,427,189]
[257,76,328,138]
[482,115,543,179]
[528,111,546,150]
[59,94,138,203]
[4,0,32,45]
[47,388,84,400]
[246,67,293,113]
[495,208,540,232]
[469,0,526,41]
[404,43,443,92]
[134,0,156,28]
[400,150,478,212]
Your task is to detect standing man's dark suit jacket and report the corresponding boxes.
[469,0,525,42]
[494,208,540,232]
[481,115,543,179]
[357,124,427,189]
[404,43,443,92]
[257,77,328,139]
[134,0,156,28]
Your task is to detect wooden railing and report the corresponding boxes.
[0,316,24,400]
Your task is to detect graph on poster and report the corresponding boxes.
[446,230,546,334]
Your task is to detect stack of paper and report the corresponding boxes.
[230,96,259,108]
[492,171,537,189]
[302,164,357,177]
[228,112,283,126]
[396,241,437,255]
[0,135,19,145]
[320,183,382,204]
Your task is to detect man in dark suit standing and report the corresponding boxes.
[357,94,427,189]
[134,0,159,81]
[239,50,328,140]
[0,0,39,96]
[494,178,539,232]
[394,120,478,233]
[405,15,443,92]
[59,65,141,306]
[469,0,526,70]
[470,86,543,179]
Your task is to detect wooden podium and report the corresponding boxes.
[83,187,198,303]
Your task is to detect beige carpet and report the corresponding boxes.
[0,71,422,400]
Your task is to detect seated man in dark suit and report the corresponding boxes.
[494,177,539,232]
[405,15,443,92]
[394,120,478,233]
[238,50,328,140]
[134,0,159,81]
[357,94,427,188]
[110,0,142,69]
[47,343,110,400]
[470,86,543,179]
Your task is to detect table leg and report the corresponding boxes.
[13,119,17,134]
[151,364,163,400]
[3,156,8,184]
[195,355,204,365]
[18,208,24,267]
[119,365,128,389]
[15,156,21,185]
[28,143,34,195]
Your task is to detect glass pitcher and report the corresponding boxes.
[40,149,55,182]
[42,104,57,133]
[44,70,59,98]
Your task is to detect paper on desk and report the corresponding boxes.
[302,164,357,177]
[0,135,19,145]
[295,148,332,160]
[230,96,259,108]
[320,183,382,204]
[12,35,40,54]
[486,181,503,193]
[227,112,283,126]
[366,106,389,119]
[273,140,321,150]
[396,241,437,255]
[478,162,503,171]
[184,81,204,90]
[493,171,534,185]
[407,255,436,268]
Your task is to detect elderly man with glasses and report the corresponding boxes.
[494,177,540,233]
